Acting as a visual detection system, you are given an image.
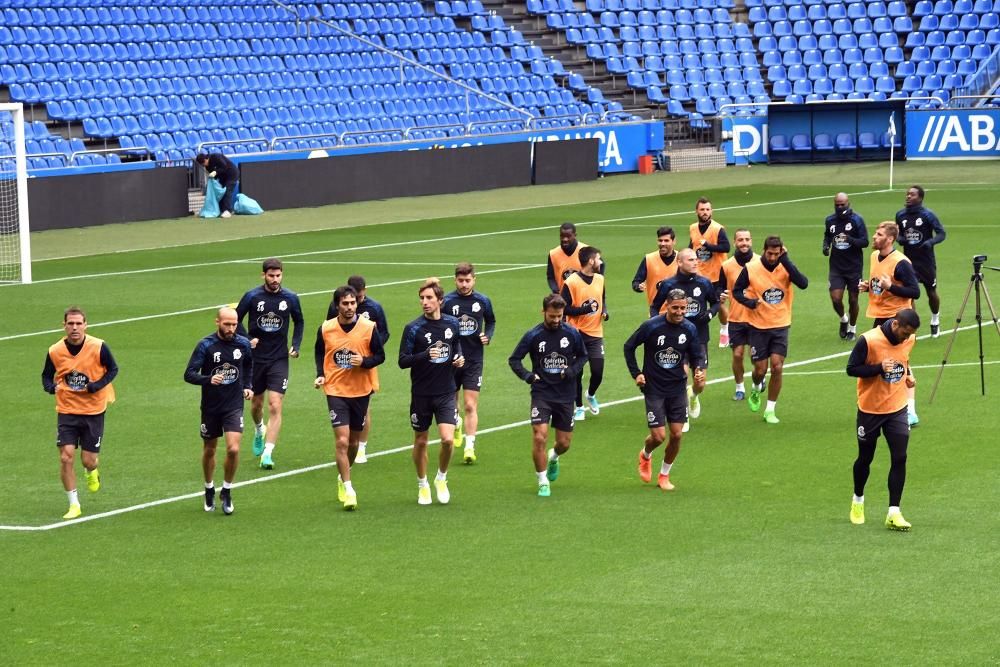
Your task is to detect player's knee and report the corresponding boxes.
[59,449,74,465]
[440,437,454,448]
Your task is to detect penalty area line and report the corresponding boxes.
[0,322,978,531]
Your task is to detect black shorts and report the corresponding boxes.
[644,393,688,428]
[828,270,861,293]
[201,409,244,440]
[530,398,575,432]
[749,326,789,362]
[728,321,751,348]
[912,262,937,289]
[454,358,484,392]
[410,392,458,432]
[856,407,910,445]
[327,394,371,432]
[582,333,605,362]
[252,357,289,395]
[56,412,105,453]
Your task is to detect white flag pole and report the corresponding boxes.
[887,112,896,191]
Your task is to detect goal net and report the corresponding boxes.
[0,103,31,284]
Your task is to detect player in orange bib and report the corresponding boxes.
[547,222,605,293]
[689,197,731,346]
[631,226,679,312]
[560,246,608,421]
[858,221,921,426]
[42,307,119,520]
[314,285,385,511]
[720,228,757,401]
[845,308,920,531]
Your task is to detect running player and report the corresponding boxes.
[624,289,706,492]
[823,192,869,340]
[235,258,304,470]
[443,263,496,464]
[184,307,254,515]
[689,197,731,346]
[399,279,465,506]
[314,285,385,511]
[508,294,588,497]
[895,185,946,336]
[560,246,607,421]
[42,307,119,519]
[719,229,756,401]
[546,222,604,293]
[631,226,679,314]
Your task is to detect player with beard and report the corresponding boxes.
[689,197,731,346]
[624,289,706,492]
[560,246,608,421]
[508,294,588,497]
[823,192,869,341]
[719,229,757,401]
[632,226,679,313]
[184,307,254,516]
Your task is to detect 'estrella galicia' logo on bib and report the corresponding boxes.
[882,362,906,384]
[869,278,883,295]
[211,363,239,385]
[334,348,354,369]
[696,246,711,262]
[257,312,283,333]
[562,269,575,280]
[763,287,785,305]
[65,370,90,391]
[655,347,681,369]
[542,352,569,373]
[458,314,478,336]
[581,298,599,313]
[430,341,451,363]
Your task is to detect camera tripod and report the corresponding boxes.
[929,257,1000,402]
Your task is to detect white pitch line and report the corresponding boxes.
[783,360,1000,376]
[0,264,543,342]
[1,323,978,531]
[6,188,897,288]
[278,261,531,267]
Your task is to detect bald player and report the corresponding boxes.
[184,307,254,516]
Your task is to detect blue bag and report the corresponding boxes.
[234,193,264,215]
[198,178,224,218]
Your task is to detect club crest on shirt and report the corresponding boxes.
[64,370,91,391]
[559,337,569,348]
[678,333,687,345]
[359,311,371,320]
[444,328,453,340]
[471,302,481,313]
[233,349,242,360]
[693,287,702,297]
[278,300,287,311]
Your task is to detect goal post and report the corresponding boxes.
[0,102,31,284]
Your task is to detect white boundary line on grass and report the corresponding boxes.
[1,324,981,532]
[6,189,895,288]
[0,264,543,342]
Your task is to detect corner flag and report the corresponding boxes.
[888,112,897,140]
[887,112,897,190]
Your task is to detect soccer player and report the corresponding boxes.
[508,294,588,497]
[631,226,679,314]
[688,197,731,346]
[314,285,385,511]
[859,221,921,425]
[235,258,304,470]
[624,289,706,492]
[42,307,119,520]
[650,248,719,428]
[184,307,253,516]
[328,275,390,464]
[733,236,809,424]
[720,229,756,401]
[845,308,920,531]
[895,185,947,336]
[823,192,869,340]
[443,263,496,464]
[546,222,604,293]
[560,245,607,421]
[399,278,465,506]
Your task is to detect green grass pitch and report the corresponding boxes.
[3,161,998,664]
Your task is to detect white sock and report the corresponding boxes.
[358,441,367,449]
[766,400,777,412]
[466,435,476,448]
[263,442,275,456]
[840,314,849,323]
[888,505,900,516]
[847,324,857,333]
[853,494,864,504]
[660,461,673,476]
[204,481,214,490]
[735,381,745,393]
[67,489,79,505]
[720,323,729,335]
[344,480,355,494]
[222,481,232,490]
[537,471,549,485]
[931,313,940,325]
[256,421,265,432]
[755,381,765,391]
[907,399,916,414]
[417,476,429,488]
[435,469,447,482]
[640,448,651,460]
[548,448,558,461]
